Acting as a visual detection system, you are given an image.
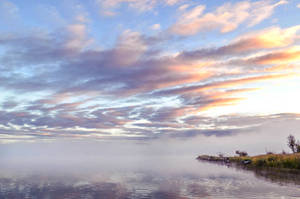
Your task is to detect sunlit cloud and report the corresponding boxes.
[226,47,300,70]
[0,0,299,142]
[151,23,161,30]
[170,0,287,35]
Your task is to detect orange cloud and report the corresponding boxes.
[206,88,260,99]
[176,25,300,63]
[251,49,300,65]
[266,64,297,72]
[157,73,293,97]
[199,97,245,112]
[232,25,300,50]
[212,73,293,88]
[189,88,259,112]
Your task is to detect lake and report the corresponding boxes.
[1,155,300,199]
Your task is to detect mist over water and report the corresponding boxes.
[1,139,300,199]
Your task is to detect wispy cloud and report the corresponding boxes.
[97,0,182,16]
[178,25,300,62]
[170,0,287,35]
[0,0,19,19]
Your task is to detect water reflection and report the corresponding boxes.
[233,164,300,186]
[1,156,300,199]
[203,159,300,186]
[0,177,130,199]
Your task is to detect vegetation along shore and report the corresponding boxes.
[197,135,300,170]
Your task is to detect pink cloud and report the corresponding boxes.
[170,0,288,35]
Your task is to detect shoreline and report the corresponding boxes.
[196,153,300,171]
[197,153,300,185]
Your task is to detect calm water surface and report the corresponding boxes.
[1,155,300,199]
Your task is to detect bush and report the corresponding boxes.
[235,150,248,157]
[255,159,266,167]
[296,143,300,153]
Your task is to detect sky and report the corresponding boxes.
[0,0,300,156]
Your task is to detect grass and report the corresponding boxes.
[229,153,300,170]
[197,153,300,170]
[196,155,225,161]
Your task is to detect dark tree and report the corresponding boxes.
[287,134,296,153]
[235,150,248,157]
[296,141,300,153]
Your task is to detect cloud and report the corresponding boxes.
[75,14,89,23]
[154,73,291,97]
[178,4,189,11]
[151,24,161,30]
[181,113,300,135]
[233,25,300,48]
[1,100,18,109]
[178,25,300,61]
[0,12,299,142]
[247,0,287,26]
[0,23,92,69]
[97,0,182,16]
[113,29,148,66]
[64,23,92,50]
[225,47,300,71]
[170,0,287,35]
[2,102,299,141]
[164,0,182,6]
[0,0,19,20]
[250,48,300,65]
[0,23,296,102]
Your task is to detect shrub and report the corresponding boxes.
[296,142,300,153]
[235,150,248,157]
[255,159,266,167]
[282,150,287,154]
